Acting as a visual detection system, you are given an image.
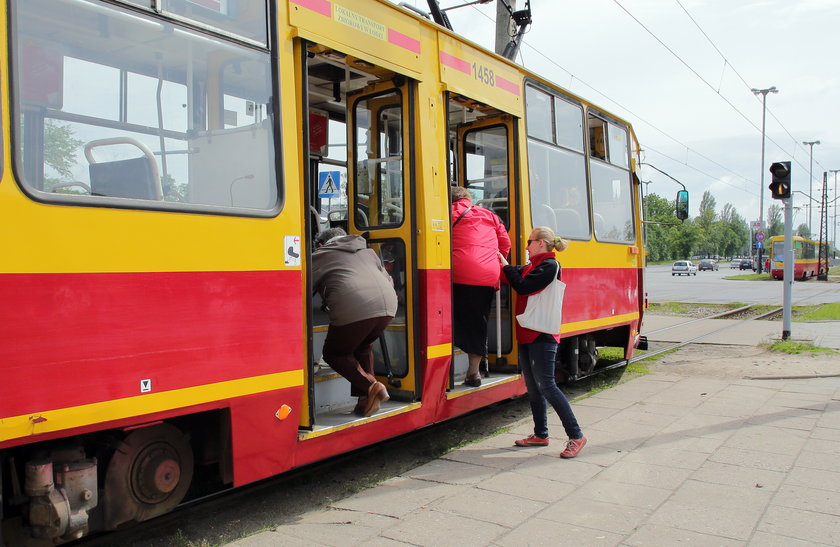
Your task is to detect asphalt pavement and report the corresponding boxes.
[645,264,840,305]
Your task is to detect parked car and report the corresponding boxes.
[730,258,740,269]
[698,259,719,271]
[739,258,756,271]
[672,260,697,276]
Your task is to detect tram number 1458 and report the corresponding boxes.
[472,62,495,87]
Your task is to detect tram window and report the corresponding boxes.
[120,0,152,7]
[525,84,589,239]
[127,73,188,132]
[353,91,404,229]
[464,126,509,228]
[608,123,629,168]
[63,59,121,121]
[588,116,607,160]
[590,162,635,243]
[527,140,589,239]
[554,98,584,153]
[525,86,552,142]
[113,0,269,46]
[12,0,278,213]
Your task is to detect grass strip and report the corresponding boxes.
[762,340,837,354]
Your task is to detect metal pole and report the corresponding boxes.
[782,196,793,339]
[758,94,767,273]
[752,87,777,273]
[831,169,839,256]
[803,140,820,235]
[495,289,502,359]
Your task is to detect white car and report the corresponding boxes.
[672,260,697,276]
[730,258,740,269]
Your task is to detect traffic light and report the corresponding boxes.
[769,161,791,199]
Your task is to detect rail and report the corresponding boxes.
[575,306,783,382]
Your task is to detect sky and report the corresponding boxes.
[393,0,840,238]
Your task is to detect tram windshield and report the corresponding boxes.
[773,241,785,262]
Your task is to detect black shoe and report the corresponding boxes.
[479,359,490,378]
[463,374,482,387]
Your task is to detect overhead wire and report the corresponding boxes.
[467,2,756,192]
[613,0,813,179]
[643,145,758,197]
[672,0,821,174]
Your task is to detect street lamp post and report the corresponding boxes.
[803,140,821,235]
[831,169,839,256]
[752,86,778,274]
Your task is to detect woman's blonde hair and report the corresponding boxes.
[531,226,569,252]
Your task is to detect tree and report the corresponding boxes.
[767,204,783,237]
[718,203,749,257]
[693,191,718,256]
[668,218,698,259]
[642,193,682,261]
[43,119,84,190]
[796,223,811,238]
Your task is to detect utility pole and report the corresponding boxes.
[752,86,778,274]
[494,0,515,56]
[831,169,839,257]
[818,172,829,280]
[803,140,820,235]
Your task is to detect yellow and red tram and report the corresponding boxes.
[0,0,650,543]
[767,235,827,280]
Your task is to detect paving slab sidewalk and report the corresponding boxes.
[228,323,840,546]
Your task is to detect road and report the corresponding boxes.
[645,264,840,305]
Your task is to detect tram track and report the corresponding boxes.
[574,305,784,382]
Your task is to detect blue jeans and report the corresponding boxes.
[519,342,583,440]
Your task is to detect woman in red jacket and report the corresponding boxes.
[499,226,586,458]
[451,186,511,387]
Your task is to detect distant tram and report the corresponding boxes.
[0,0,663,543]
[767,235,826,280]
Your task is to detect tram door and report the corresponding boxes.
[302,44,416,428]
[347,81,416,397]
[448,93,517,386]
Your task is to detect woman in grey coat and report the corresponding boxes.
[312,228,398,416]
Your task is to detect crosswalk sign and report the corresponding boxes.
[318,171,340,198]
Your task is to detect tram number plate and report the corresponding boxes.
[472,62,495,87]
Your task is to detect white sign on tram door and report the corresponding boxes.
[318,171,341,198]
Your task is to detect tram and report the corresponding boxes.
[0,0,655,543]
[767,235,826,280]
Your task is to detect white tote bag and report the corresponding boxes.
[515,261,565,335]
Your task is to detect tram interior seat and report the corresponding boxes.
[532,203,556,230]
[89,157,159,200]
[554,207,583,236]
[85,138,163,200]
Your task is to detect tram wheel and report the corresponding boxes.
[103,422,194,529]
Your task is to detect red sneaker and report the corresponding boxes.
[514,434,550,447]
[560,436,587,458]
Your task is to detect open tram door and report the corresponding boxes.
[447,93,519,389]
[301,43,417,431]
